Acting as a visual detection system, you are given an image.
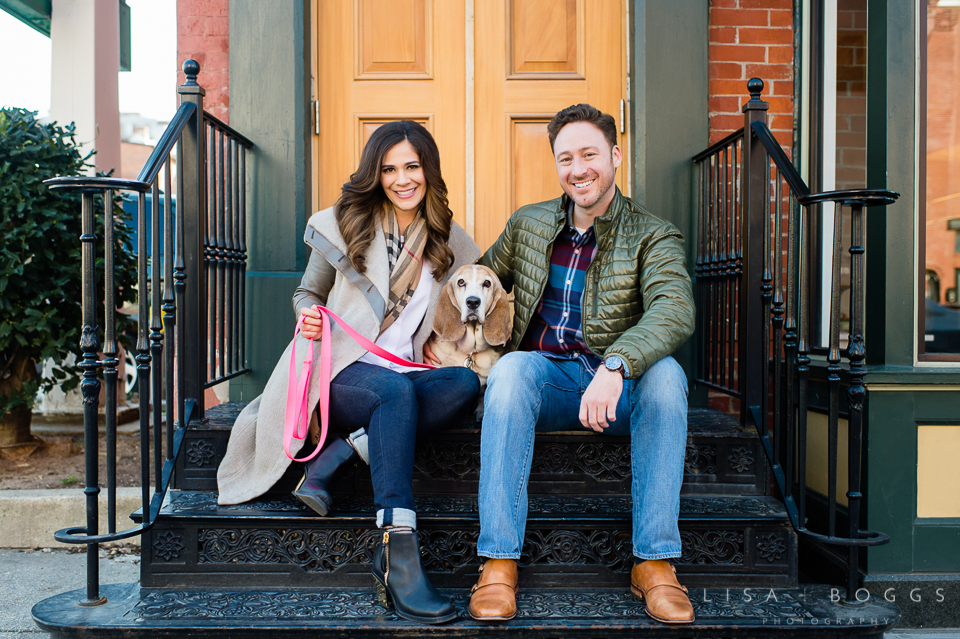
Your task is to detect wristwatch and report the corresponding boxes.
[603,355,626,378]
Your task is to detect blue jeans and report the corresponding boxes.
[477,352,688,560]
[329,361,480,521]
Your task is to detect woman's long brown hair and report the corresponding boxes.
[335,121,455,281]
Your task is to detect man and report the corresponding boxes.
[469,104,695,624]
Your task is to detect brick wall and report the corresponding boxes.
[708,0,795,150]
[177,0,230,123]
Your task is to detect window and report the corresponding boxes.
[920,0,960,358]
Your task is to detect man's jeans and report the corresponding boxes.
[477,352,688,560]
[329,361,480,524]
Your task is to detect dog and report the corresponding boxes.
[429,264,512,392]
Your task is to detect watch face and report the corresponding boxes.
[605,356,623,371]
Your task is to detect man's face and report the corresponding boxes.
[552,121,622,216]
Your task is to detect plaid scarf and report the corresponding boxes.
[380,205,427,334]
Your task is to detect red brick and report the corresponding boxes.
[206,16,229,37]
[710,79,758,96]
[768,45,794,63]
[837,30,866,46]
[741,0,791,9]
[709,96,743,113]
[838,0,865,10]
[739,27,793,44]
[837,65,866,82]
[841,148,866,166]
[710,62,744,79]
[769,9,793,26]
[837,46,855,65]
[746,63,793,79]
[710,114,746,130]
[837,96,867,115]
[711,8,769,26]
[709,26,737,43]
[837,131,866,147]
[205,52,230,72]
[850,81,867,94]
[179,15,204,36]
[709,0,739,8]
[771,80,795,95]
[710,44,767,62]
[848,115,866,132]
[765,96,795,112]
[771,130,793,147]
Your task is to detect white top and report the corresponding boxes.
[358,260,435,373]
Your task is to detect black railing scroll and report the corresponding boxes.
[694,78,896,605]
[42,60,252,607]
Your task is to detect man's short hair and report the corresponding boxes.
[547,103,618,152]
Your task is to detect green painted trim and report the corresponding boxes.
[867,388,960,574]
[230,0,312,399]
[630,0,708,404]
[230,274,302,401]
[865,0,887,366]
[0,0,51,37]
[913,526,960,572]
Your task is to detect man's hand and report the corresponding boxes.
[299,307,323,341]
[579,367,624,432]
[423,338,441,366]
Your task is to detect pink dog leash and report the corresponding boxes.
[284,304,437,462]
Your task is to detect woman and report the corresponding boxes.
[217,121,481,624]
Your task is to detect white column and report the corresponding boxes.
[49,0,121,176]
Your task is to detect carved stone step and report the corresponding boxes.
[138,492,797,590]
[176,403,764,496]
[32,583,897,639]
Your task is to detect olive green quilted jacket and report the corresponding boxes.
[480,189,695,379]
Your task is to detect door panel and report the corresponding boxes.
[475,0,625,249]
[315,0,625,251]
[316,0,465,227]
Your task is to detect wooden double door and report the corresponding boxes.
[312,0,628,250]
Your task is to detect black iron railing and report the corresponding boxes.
[694,79,895,604]
[43,60,252,606]
[693,129,743,398]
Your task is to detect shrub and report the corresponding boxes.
[0,107,138,444]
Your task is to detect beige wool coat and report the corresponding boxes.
[216,206,481,505]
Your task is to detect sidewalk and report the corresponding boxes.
[0,548,139,639]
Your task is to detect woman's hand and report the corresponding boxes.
[300,307,323,341]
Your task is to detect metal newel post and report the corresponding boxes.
[177,60,207,419]
[739,78,770,427]
[78,191,106,606]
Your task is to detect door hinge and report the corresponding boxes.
[314,100,320,136]
[619,99,625,134]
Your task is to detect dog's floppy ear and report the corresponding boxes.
[482,282,513,347]
[433,280,467,342]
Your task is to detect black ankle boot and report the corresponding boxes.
[292,438,359,516]
[372,529,457,624]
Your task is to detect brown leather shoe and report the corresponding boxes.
[630,560,695,624]
[468,559,519,621]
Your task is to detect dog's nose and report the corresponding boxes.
[466,296,481,311]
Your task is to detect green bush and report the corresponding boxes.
[0,107,138,442]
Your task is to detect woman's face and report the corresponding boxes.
[380,140,427,218]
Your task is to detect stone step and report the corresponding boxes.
[175,403,765,496]
[32,583,898,639]
[137,491,797,590]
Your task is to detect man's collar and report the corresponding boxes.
[558,187,624,236]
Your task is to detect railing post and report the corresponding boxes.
[177,60,207,419]
[739,78,769,427]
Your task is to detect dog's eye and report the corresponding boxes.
[457,279,466,287]
[482,280,492,288]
